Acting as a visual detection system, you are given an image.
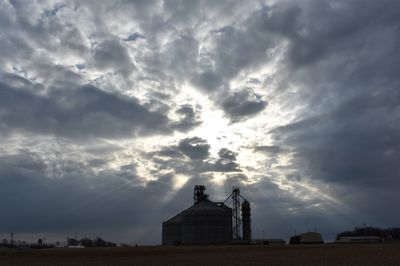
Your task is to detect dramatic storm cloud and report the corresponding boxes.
[1,0,399,244]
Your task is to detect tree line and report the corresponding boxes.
[67,237,117,247]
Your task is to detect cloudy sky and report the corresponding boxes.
[1,0,399,244]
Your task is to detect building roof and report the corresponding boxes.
[185,199,231,212]
[163,199,231,224]
[301,232,322,236]
[163,212,183,224]
[289,231,324,244]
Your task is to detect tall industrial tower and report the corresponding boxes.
[232,187,241,240]
[224,186,251,241]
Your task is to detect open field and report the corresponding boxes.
[1,243,400,266]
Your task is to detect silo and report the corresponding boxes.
[241,200,251,242]
[182,199,232,245]
[162,213,183,245]
[162,185,234,245]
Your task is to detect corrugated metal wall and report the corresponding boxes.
[162,220,182,245]
[162,200,232,245]
[182,209,232,245]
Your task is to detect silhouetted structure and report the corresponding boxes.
[162,188,232,245]
[254,239,286,245]
[162,185,252,245]
[193,185,207,203]
[232,187,241,240]
[9,233,15,245]
[336,226,400,241]
[336,236,381,243]
[224,186,251,243]
[242,200,251,242]
[289,232,324,244]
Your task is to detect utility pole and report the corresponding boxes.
[10,233,15,245]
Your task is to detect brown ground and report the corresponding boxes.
[1,243,399,266]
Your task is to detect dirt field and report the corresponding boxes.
[1,243,399,266]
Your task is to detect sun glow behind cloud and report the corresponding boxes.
[173,174,190,190]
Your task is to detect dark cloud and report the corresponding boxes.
[155,144,242,174]
[220,89,267,121]
[123,32,144,42]
[208,21,278,82]
[272,90,400,186]
[192,71,224,92]
[254,145,285,155]
[196,148,242,173]
[160,34,199,81]
[203,148,241,173]
[177,137,210,160]
[152,148,185,159]
[0,1,89,71]
[285,1,400,69]
[0,151,187,242]
[92,39,136,77]
[171,104,202,132]
[218,148,237,161]
[146,141,242,177]
[264,0,400,189]
[0,81,171,138]
[247,78,261,85]
[224,173,249,187]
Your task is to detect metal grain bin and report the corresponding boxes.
[182,199,232,245]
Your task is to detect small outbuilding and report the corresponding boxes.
[289,232,324,244]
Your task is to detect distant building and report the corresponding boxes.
[336,236,382,243]
[289,232,324,244]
